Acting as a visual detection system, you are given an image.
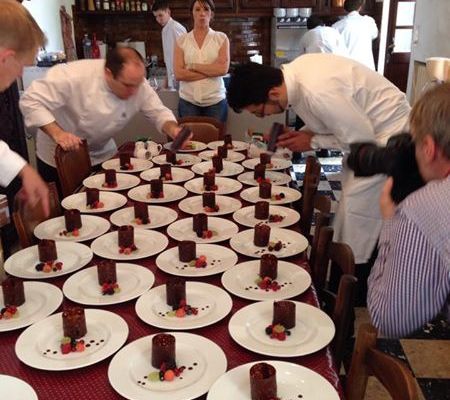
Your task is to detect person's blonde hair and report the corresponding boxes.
[410,83,450,158]
[0,0,46,57]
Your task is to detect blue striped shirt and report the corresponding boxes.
[367,176,450,338]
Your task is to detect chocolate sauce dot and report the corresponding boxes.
[86,344,91,347]
[96,343,100,346]
[142,382,146,385]
[206,305,209,308]
[188,367,193,370]
[53,351,57,354]
[298,395,303,398]
[47,349,51,352]
[138,381,141,384]
[90,340,95,343]
[100,339,105,342]
[180,377,183,379]
[143,376,147,379]
[193,362,198,366]
[245,287,249,290]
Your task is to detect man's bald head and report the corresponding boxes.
[105,46,145,79]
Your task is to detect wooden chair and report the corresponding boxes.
[176,116,225,143]
[12,182,62,249]
[55,139,92,197]
[346,323,420,400]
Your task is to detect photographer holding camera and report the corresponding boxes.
[367,83,450,338]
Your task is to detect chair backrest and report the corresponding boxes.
[12,182,62,249]
[346,323,420,400]
[177,116,225,143]
[55,139,92,197]
[299,156,322,237]
[309,212,332,277]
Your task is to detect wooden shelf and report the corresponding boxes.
[74,10,152,16]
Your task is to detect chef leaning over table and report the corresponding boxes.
[20,46,185,184]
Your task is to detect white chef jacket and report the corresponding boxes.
[333,11,378,70]
[298,26,348,57]
[20,59,177,167]
[162,17,187,88]
[0,141,27,187]
[282,54,411,263]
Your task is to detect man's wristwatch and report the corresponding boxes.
[310,135,321,150]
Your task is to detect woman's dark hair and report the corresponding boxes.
[189,0,215,13]
[105,47,144,79]
[226,63,283,113]
[344,0,364,12]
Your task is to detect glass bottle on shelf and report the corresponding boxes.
[130,1,136,12]
[136,1,141,12]
[95,0,101,11]
[103,0,110,11]
[91,33,100,58]
[82,34,92,59]
[125,1,130,12]
[87,0,95,11]
[141,1,148,12]
[111,0,115,11]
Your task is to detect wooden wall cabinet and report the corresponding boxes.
[280,0,319,7]
[239,0,278,10]
[169,0,235,10]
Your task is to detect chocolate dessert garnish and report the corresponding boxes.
[134,201,150,224]
[254,223,270,247]
[254,201,269,220]
[166,277,186,308]
[193,213,208,238]
[86,188,99,207]
[62,306,87,339]
[166,150,177,165]
[260,254,278,280]
[97,260,117,285]
[104,169,117,186]
[151,333,176,369]
[254,163,266,181]
[259,181,272,199]
[204,171,216,191]
[118,225,134,248]
[212,155,223,173]
[260,152,272,166]
[217,145,228,159]
[178,240,196,262]
[150,178,163,198]
[202,192,216,209]
[1,276,25,307]
[64,209,82,232]
[272,300,296,329]
[38,239,57,262]
[249,362,277,400]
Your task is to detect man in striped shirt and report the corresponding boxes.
[367,83,450,338]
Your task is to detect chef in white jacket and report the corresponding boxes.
[333,0,378,70]
[20,47,183,183]
[226,54,411,267]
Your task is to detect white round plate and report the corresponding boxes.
[152,154,202,167]
[178,195,241,216]
[0,375,38,400]
[163,140,207,153]
[232,205,300,228]
[228,301,335,357]
[34,215,110,242]
[191,161,244,177]
[242,157,292,171]
[110,206,178,230]
[184,177,242,195]
[63,263,155,306]
[229,228,308,259]
[83,173,140,191]
[90,230,168,260]
[15,309,129,371]
[61,191,128,214]
[167,217,239,244]
[108,332,227,400]
[198,150,245,163]
[4,242,93,280]
[101,157,153,173]
[135,282,232,330]
[207,360,339,400]
[240,186,302,205]
[156,244,238,277]
[140,167,195,184]
[221,260,311,301]
[237,171,292,186]
[0,282,63,332]
[207,140,249,151]
[128,184,188,204]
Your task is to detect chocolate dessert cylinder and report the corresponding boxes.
[193,213,208,238]
[250,362,277,400]
[38,239,57,262]
[259,181,272,199]
[166,150,177,165]
[260,153,271,166]
[1,276,25,306]
[202,192,216,209]
[152,333,176,369]
[62,307,87,339]
[170,126,192,152]
[272,300,296,329]
[267,122,284,153]
[203,171,215,190]
[150,178,163,198]
[86,188,99,206]
[104,169,117,185]
[217,145,228,159]
[254,224,270,247]
[97,260,117,285]
[212,155,223,173]
[64,209,82,232]
[224,134,233,146]
[118,225,134,248]
[134,201,150,224]
[178,240,196,262]
[166,277,186,308]
[119,153,131,168]
[260,254,278,280]
[160,164,172,180]
[254,201,269,220]
[254,163,266,180]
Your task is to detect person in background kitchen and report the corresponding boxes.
[226,55,411,304]
[152,0,187,89]
[173,0,230,123]
[332,0,378,70]
[20,46,185,188]
[0,0,49,216]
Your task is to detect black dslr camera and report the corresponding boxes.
[347,133,425,204]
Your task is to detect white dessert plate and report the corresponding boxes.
[228,301,335,357]
[61,191,128,214]
[101,157,153,173]
[0,282,63,332]
[232,205,300,228]
[163,140,207,153]
[167,217,239,244]
[229,228,308,259]
[135,281,232,330]
[207,140,249,151]
[198,150,245,163]
[110,206,178,230]
[221,260,311,301]
[140,167,195,184]
[15,309,129,371]
[0,375,38,400]
[90,230,168,260]
[4,242,93,280]
[184,177,242,195]
[191,161,244,177]
[83,173,140,191]
[34,215,111,242]
[156,244,238,277]
[178,195,242,216]
[108,332,227,400]
[152,154,202,167]
[240,186,302,205]
[207,360,339,400]
[242,157,292,171]
[127,184,188,204]
[237,171,292,186]
[63,263,155,306]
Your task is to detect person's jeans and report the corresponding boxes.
[178,98,228,124]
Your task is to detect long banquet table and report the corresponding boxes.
[0,142,344,399]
